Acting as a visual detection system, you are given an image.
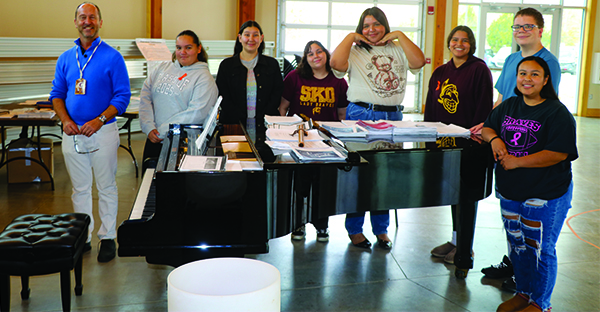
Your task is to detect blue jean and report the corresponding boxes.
[345,211,390,235]
[345,102,403,121]
[344,102,402,236]
[498,182,573,311]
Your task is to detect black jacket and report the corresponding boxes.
[216,54,283,126]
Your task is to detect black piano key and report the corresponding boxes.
[141,180,156,219]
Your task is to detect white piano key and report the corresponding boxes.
[129,168,155,220]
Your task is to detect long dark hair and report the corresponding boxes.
[447,25,476,56]
[296,40,331,79]
[355,7,391,51]
[172,30,208,63]
[514,56,558,100]
[234,20,265,55]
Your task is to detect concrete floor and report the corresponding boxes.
[0,115,598,311]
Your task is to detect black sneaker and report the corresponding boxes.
[481,255,513,278]
[83,242,92,253]
[97,239,116,262]
[316,229,329,242]
[502,275,517,293]
[291,226,305,241]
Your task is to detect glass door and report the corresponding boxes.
[555,8,584,113]
[478,7,560,102]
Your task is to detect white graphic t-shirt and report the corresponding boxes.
[333,41,421,106]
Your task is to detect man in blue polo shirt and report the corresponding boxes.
[50,2,130,262]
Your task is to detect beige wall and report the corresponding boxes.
[161,0,278,48]
[256,0,278,46]
[0,0,146,39]
[0,0,278,46]
[162,0,236,41]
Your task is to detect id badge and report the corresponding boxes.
[75,78,87,95]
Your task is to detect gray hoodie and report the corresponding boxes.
[139,60,218,139]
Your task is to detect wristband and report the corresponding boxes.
[488,136,500,144]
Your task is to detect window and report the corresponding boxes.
[278,0,425,112]
[457,1,587,113]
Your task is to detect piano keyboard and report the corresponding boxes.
[129,168,156,220]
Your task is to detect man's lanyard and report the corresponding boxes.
[76,39,102,80]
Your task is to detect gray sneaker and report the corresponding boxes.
[291,226,306,241]
[316,229,329,242]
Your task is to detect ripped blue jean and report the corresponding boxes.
[497,181,573,311]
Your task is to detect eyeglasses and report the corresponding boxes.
[511,24,538,32]
[73,135,99,154]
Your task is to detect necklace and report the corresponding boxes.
[74,39,102,95]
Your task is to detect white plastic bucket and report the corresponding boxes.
[168,258,281,312]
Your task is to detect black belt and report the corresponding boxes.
[354,102,404,112]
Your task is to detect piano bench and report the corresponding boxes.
[0,213,90,312]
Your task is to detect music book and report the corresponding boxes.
[289,147,346,163]
[179,155,226,172]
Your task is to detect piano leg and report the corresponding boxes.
[454,201,478,278]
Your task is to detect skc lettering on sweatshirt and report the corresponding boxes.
[501,115,541,157]
[153,72,190,96]
[299,85,336,116]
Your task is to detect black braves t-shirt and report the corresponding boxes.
[484,96,578,201]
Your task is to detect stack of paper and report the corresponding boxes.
[265,140,331,155]
[15,108,56,119]
[412,122,471,137]
[264,115,303,128]
[266,128,323,142]
[355,120,395,135]
[385,121,438,137]
[318,121,368,138]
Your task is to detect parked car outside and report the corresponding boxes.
[559,46,578,75]
[483,48,495,67]
[489,47,512,69]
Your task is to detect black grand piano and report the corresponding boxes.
[118,117,493,278]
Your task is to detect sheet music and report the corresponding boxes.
[266,128,323,142]
[195,96,222,151]
[135,38,172,61]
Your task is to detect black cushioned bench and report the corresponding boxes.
[0,213,90,312]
